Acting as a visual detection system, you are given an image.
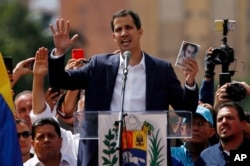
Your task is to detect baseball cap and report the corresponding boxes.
[182,105,214,126]
[194,105,214,126]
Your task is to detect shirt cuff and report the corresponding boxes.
[185,82,196,91]
[50,48,64,59]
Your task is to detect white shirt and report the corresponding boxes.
[24,153,76,166]
[30,103,79,161]
[110,53,146,112]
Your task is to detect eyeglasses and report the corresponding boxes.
[17,131,31,138]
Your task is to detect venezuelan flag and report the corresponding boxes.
[0,52,22,165]
[0,52,14,113]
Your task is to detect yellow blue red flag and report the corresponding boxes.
[0,52,22,165]
[0,52,14,113]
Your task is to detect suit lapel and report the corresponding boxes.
[106,54,120,103]
[144,53,156,110]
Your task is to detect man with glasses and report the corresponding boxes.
[171,105,215,166]
[16,119,33,163]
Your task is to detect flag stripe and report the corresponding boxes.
[0,94,22,165]
[0,52,15,113]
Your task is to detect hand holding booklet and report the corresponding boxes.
[175,41,201,69]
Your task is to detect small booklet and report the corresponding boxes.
[175,41,201,69]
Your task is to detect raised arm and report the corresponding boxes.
[32,47,48,114]
[61,58,85,117]
[12,57,34,88]
[199,47,216,105]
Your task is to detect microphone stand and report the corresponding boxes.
[116,66,129,166]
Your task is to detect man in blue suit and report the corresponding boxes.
[48,9,199,166]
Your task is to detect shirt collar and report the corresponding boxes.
[119,51,146,69]
[183,143,191,157]
[28,153,72,166]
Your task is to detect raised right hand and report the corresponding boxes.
[33,47,48,77]
[50,19,79,56]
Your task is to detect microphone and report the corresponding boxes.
[123,51,131,74]
[116,51,131,158]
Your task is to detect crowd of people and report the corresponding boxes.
[4,9,250,166]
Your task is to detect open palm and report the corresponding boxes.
[33,47,48,77]
[50,19,79,55]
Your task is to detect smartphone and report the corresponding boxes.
[3,57,13,74]
[29,60,35,70]
[72,49,84,59]
[214,19,236,32]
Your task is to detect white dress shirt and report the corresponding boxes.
[110,53,146,112]
[29,103,79,161]
[24,153,76,166]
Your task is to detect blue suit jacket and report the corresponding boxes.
[49,52,198,166]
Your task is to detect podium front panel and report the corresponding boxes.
[73,110,192,166]
[73,110,192,139]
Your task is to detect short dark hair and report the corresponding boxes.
[216,102,246,121]
[182,43,198,56]
[110,9,141,32]
[31,117,61,139]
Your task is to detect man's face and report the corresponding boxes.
[112,15,143,52]
[184,45,196,58]
[182,117,214,144]
[15,93,32,127]
[32,124,62,162]
[216,107,246,142]
[16,123,32,156]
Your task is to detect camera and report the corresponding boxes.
[225,83,246,102]
[211,19,245,101]
[210,19,235,65]
[210,19,237,86]
[211,19,235,66]
[211,44,234,65]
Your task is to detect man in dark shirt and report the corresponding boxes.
[195,102,250,166]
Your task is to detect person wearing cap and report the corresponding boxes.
[171,105,215,166]
[195,102,250,166]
